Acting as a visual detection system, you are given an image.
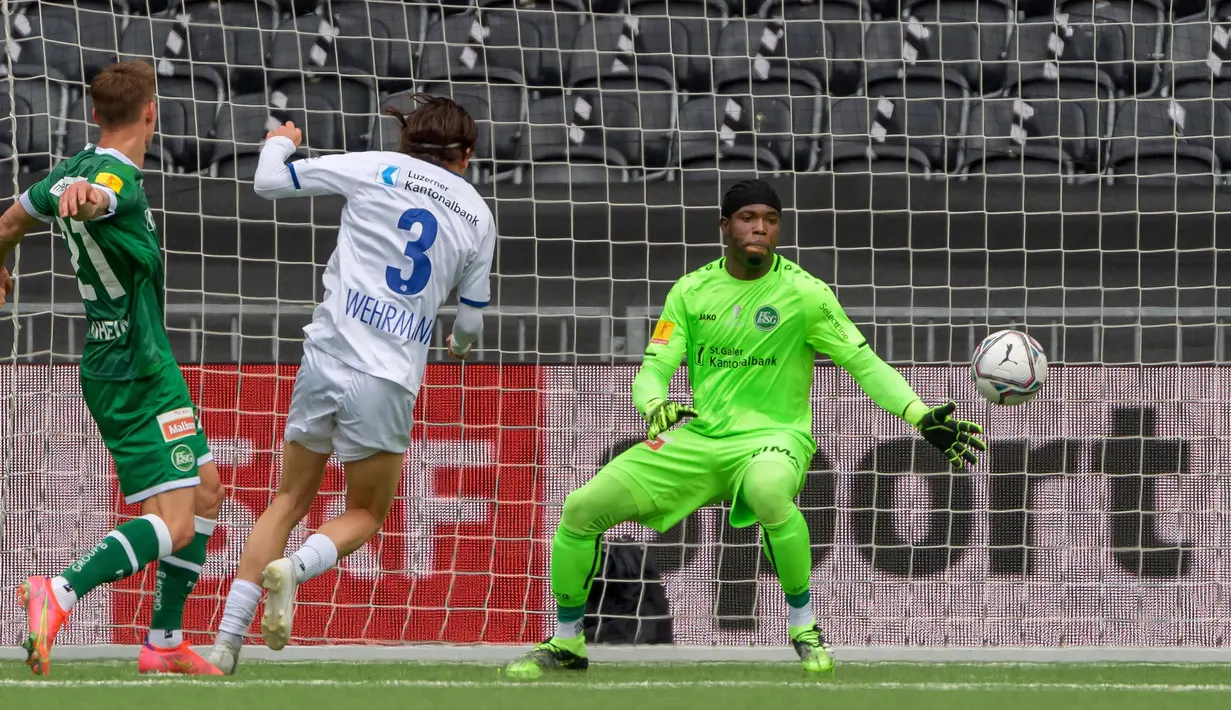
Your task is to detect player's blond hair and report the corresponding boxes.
[91,61,156,130]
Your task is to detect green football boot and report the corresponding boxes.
[504,636,589,680]
[789,622,835,674]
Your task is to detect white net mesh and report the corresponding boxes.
[1,0,1229,652]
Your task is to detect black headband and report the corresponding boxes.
[721,179,782,219]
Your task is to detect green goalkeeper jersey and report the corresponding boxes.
[633,255,924,447]
[22,147,175,381]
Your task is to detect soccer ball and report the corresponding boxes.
[971,330,1048,405]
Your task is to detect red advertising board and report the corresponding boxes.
[109,364,546,646]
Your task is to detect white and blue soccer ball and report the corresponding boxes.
[971,329,1048,405]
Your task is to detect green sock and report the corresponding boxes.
[548,472,642,646]
[61,514,171,601]
[550,525,601,638]
[149,517,214,647]
[761,507,813,600]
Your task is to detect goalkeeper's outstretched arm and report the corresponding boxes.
[802,279,927,423]
[804,278,986,468]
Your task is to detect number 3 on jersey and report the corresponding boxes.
[386,208,437,296]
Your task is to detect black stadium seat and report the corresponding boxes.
[1166,14,1231,98]
[677,94,783,180]
[565,16,678,175]
[1008,18,1118,175]
[5,3,75,84]
[625,0,728,92]
[560,85,677,176]
[418,10,526,86]
[863,69,970,173]
[517,94,633,184]
[207,98,310,179]
[261,17,380,152]
[566,14,679,92]
[318,0,424,93]
[1011,72,1116,176]
[169,0,279,97]
[1055,0,1164,96]
[710,17,825,172]
[758,0,866,97]
[1107,97,1221,184]
[418,6,577,91]
[1172,95,1231,170]
[898,0,1016,95]
[19,0,122,84]
[962,95,1076,176]
[0,77,67,172]
[824,96,934,174]
[712,18,826,95]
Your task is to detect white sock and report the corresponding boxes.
[50,576,78,612]
[289,534,339,583]
[218,578,263,641]
[788,603,815,630]
[148,628,183,649]
[554,618,584,639]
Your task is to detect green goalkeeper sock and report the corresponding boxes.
[549,472,643,640]
[149,516,215,648]
[761,508,816,627]
[60,514,172,608]
[550,525,600,638]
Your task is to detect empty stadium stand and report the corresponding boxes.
[2,0,1231,184]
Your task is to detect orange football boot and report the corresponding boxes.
[138,639,225,675]
[17,576,71,676]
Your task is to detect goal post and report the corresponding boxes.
[2,0,1230,662]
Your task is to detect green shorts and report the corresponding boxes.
[601,425,814,533]
[81,365,212,504]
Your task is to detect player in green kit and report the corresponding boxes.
[0,62,224,676]
[506,180,987,678]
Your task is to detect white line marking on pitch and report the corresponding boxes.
[1,679,1230,692]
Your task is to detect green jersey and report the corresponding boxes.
[23,147,175,380]
[632,254,922,447]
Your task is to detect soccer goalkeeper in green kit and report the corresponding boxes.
[505,180,986,678]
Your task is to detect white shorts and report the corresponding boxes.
[284,345,416,462]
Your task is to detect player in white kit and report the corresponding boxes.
[205,95,494,674]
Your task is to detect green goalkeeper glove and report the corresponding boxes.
[915,401,986,470]
[644,399,697,440]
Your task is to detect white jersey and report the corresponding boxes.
[259,140,494,394]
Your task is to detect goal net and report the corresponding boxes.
[1,0,1229,661]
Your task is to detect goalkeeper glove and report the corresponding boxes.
[915,401,986,470]
[644,399,698,440]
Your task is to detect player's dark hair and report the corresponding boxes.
[382,94,478,168]
[91,61,156,130]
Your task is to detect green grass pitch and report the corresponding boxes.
[3,660,1230,710]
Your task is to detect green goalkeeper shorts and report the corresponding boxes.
[81,364,212,504]
[600,424,814,532]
